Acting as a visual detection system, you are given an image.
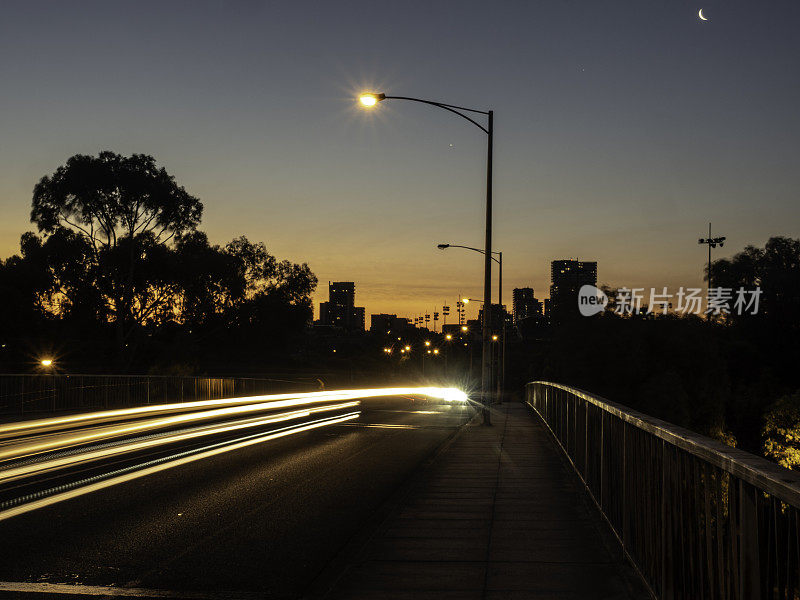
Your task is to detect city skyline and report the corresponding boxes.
[1,1,798,319]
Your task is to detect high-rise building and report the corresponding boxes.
[319,281,366,332]
[512,287,543,325]
[549,260,597,324]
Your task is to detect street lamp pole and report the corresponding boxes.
[438,244,504,402]
[482,111,493,423]
[498,250,505,402]
[360,92,494,424]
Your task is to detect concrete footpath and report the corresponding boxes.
[320,402,651,600]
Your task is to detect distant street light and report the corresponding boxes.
[439,244,502,312]
[359,91,494,425]
[40,359,53,367]
[439,243,505,403]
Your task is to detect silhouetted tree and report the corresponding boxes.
[0,151,319,374]
[711,236,800,328]
[29,152,203,364]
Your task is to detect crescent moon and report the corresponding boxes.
[698,8,708,21]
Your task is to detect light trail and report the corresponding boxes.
[0,391,357,441]
[0,398,360,462]
[0,386,469,523]
[0,386,467,441]
[0,402,359,484]
[0,412,360,522]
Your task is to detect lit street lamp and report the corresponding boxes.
[359,92,494,424]
[438,243,505,402]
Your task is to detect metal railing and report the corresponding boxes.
[0,374,317,419]
[526,381,800,600]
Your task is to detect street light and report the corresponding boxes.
[438,244,502,314]
[359,91,494,425]
[358,93,385,107]
[440,243,506,403]
[40,359,53,367]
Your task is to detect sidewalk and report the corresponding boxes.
[322,402,650,600]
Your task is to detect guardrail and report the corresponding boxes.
[526,381,800,600]
[0,374,317,418]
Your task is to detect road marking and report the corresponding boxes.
[0,581,261,598]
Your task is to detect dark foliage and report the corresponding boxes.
[0,152,317,374]
[508,236,800,455]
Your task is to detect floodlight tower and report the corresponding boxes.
[698,222,726,292]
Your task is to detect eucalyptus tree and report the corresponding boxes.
[30,152,202,362]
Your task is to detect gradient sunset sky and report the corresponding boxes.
[1,1,798,323]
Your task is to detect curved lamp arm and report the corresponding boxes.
[362,93,490,134]
[438,243,500,265]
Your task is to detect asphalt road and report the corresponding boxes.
[0,395,473,599]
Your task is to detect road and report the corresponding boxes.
[0,390,473,599]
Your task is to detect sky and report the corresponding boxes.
[1,0,798,324]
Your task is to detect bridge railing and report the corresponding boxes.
[0,374,317,419]
[527,381,800,600]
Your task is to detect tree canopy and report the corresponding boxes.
[31,151,202,251]
[0,151,317,372]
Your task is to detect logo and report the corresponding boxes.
[578,285,608,316]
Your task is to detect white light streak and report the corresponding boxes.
[0,412,359,522]
[0,402,359,483]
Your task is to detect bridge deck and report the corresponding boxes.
[324,402,651,599]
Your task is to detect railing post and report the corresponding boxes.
[738,480,760,599]
[600,410,605,511]
[585,400,589,481]
[622,420,627,553]
[661,439,673,599]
